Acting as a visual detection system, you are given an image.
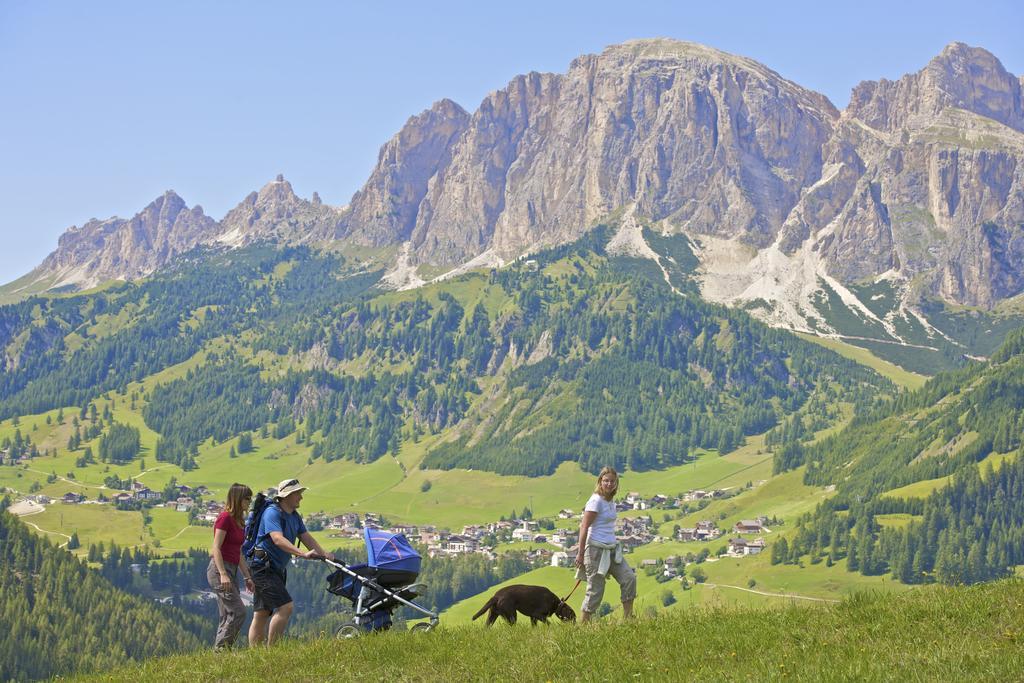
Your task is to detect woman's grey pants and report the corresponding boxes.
[581,544,637,614]
[206,559,246,649]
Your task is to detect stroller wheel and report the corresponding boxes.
[410,622,434,634]
[336,624,361,639]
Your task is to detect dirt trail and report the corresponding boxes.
[704,581,840,603]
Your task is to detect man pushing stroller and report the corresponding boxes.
[247,478,335,646]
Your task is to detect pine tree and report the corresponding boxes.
[238,432,253,453]
[770,537,789,565]
[846,537,859,572]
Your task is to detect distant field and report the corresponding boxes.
[25,504,148,553]
[3,401,823,555]
[883,476,950,500]
[687,550,910,602]
[876,513,920,530]
[147,506,193,542]
[5,439,785,554]
[660,466,832,537]
[156,525,213,553]
[882,450,1019,499]
[796,332,929,389]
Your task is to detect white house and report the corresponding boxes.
[444,535,477,554]
[728,537,766,556]
[734,520,765,534]
[625,492,647,510]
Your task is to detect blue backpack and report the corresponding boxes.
[241,492,272,562]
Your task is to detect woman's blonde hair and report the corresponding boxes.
[593,466,619,501]
[226,483,253,528]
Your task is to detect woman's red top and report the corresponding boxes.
[213,510,245,565]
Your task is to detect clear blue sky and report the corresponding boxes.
[1,0,1021,284]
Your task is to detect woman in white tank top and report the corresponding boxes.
[575,466,637,622]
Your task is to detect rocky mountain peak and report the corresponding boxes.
[34,191,219,290]
[15,39,1024,324]
[848,42,1024,133]
[218,176,343,246]
[428,98,468,120]
[340,99,471,246]
[140,190,188,229]
[255,175,299,205]
[390,38,838,265]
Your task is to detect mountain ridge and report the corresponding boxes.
[9,39,1024,350]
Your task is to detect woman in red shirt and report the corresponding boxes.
[206,482,254,650]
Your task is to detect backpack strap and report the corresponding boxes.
[245,499,276,565]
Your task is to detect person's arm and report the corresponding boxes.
[269,530,307,558]
[299,531,335,561]
[211,528,232,591]
[576,510,597,568]
[238,555,254,593]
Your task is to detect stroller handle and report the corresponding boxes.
[321,556,346,569]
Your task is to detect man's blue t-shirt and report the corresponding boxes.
[254,504,307,571]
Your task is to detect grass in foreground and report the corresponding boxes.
[84,580,1024,682]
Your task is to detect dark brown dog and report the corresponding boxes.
[471,584,576,626]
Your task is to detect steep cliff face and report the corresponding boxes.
[389,40,837,264]
[696,42,1024,322]
[819,43,1024,307]
[342,99,470,246]
[36,191,220,289]
[847,42,1024,134]
[342,39,1023,313]
[219,175,343,246]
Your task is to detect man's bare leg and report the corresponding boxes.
[267,601,294,645]
[249,609,270,646]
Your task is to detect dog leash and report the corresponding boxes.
[558,579,582,606]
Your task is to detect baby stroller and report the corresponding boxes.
[324,528,439,637]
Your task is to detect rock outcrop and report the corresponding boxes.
[347,40,837,264]
[35,191,220,289]
[219,175,344,246]
[337,39,1024,312]
[847,42,1024,134]
[814,43,1024,307]
[341,99,470,246]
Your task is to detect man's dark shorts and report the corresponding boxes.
[252,563,291,613]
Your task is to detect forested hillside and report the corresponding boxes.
[774,328,1024,584]
[0,499,206,681]
[0,228,891,477]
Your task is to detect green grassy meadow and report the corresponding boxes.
[81,580,1024,682]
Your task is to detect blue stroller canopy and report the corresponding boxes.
[364,528,421,573]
